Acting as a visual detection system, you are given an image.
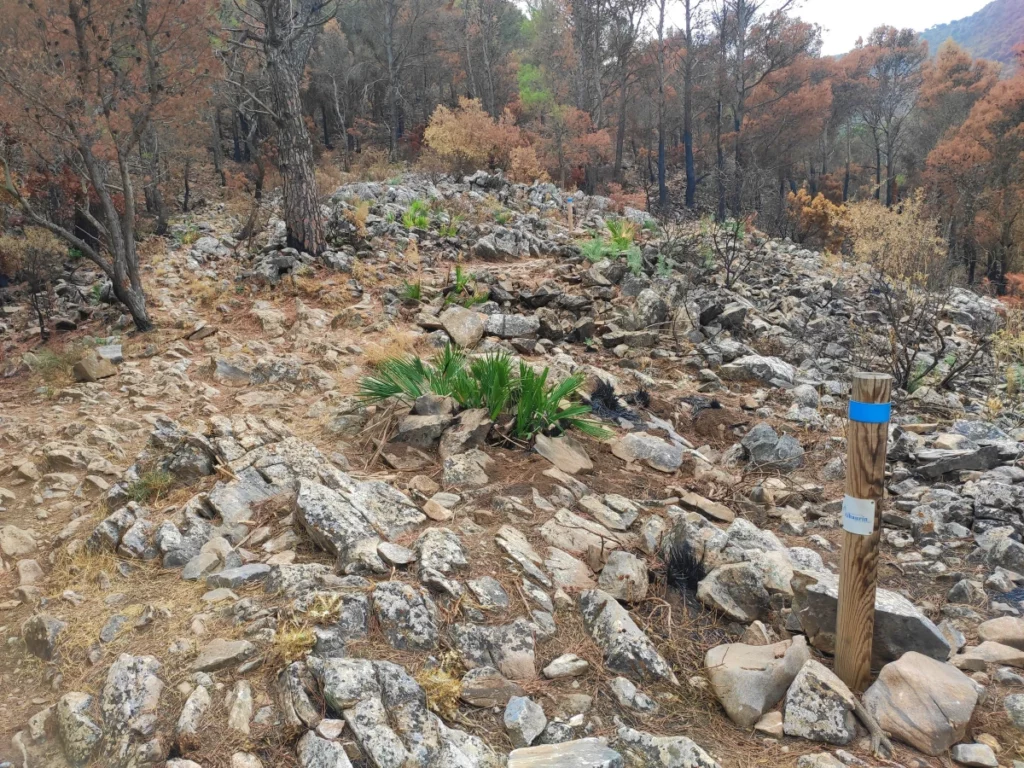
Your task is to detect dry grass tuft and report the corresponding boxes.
[416,655,463,720]
[268,624,317,667]
[363,327,420,366]
[46,548,210,691]
[344,199,370,238]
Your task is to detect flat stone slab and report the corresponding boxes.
[508,738,623,768]
[192,638,255,672]
[205,564,271,589]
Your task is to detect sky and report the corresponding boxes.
[793,0,992,55]
[659,0,993,55]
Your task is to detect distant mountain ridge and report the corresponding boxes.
[920,0,1024,66]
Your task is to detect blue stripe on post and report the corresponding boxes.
[848,400,891,424]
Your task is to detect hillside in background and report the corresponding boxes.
[921,0,1024,65]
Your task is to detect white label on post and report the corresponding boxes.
[842,496,876,536]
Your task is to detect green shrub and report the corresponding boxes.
[513,365,610,440]
[402,199,431,229]
[357,345,609,442]
[580,236,612,262]
[578,219,642,271]
[401,281,423,301]
[443,264,487,308]
[126,469,174,503]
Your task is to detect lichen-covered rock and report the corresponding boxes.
[697,563,770,622]
[176,685,211,747]
[783,660,857,745]
[579,589,677,684]
[452,620,537,680]
[101,654,164,760]
[56,692,103,766]
[615,724,721,767]
[23,614,66,661]
[372,582,439,651]
[597,551,648,602]
[297,730,353,768]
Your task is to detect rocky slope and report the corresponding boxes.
[1,171,1023,768]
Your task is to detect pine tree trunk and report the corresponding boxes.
[266,47,325,255]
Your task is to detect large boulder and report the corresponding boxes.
[705,637,811,728]
[791,570,950,666]
[863,652,979,756]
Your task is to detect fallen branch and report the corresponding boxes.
[853,696,893,759]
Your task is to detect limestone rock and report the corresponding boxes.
[507,738,623,768]
[543,654,590,679]
[540,509,626,557]
[460,666,525,707]
[23,614,66,660]
[192,638,256,672]
[792,570,949,666]
[505,696,547,748]
[452,620,537,680]
[1,525,37,556]
[101,654,164,750]
[176,685,211,746]
[783,660,857,745]
[978,617,1024,650]
[580,589,677,684]
[697,563,770,622]
[705,636,811,728]
[597,551,648,601]
[56,693,102,766]
[440,306,485,348]
[615,724,721,767]
[950,744,998,767]
[535,434,593,475]
[611,432,684,473]
[297,730,353,768]
[863,652,978,755]
[720,355,795,385]
[741,423,804,470]
[442,449,493,487]
[371,582,439,651]
[73,351,118,382]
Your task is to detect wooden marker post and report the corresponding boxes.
[835,372,892,691]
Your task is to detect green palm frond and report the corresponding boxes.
[357,356,429,402]
[472,352,514,420]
